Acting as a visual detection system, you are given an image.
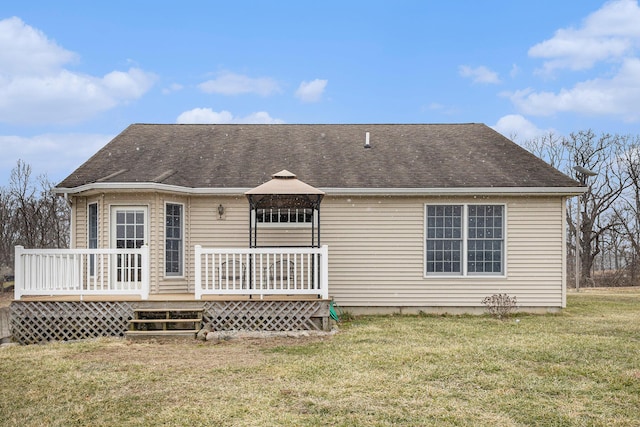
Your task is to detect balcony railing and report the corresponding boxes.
[195,246,329,299]
[14,245,150,300]
[13,245,329,301]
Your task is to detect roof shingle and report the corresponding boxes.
[57,123,579,190]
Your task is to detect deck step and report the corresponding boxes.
[127,307,204,339]
[133,308,204,313]
[125,329,197,339]
[129,318,202,324]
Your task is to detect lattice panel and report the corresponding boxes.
[204,300,329,332]
[10,301,133,345]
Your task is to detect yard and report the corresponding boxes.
[1,289,639,426]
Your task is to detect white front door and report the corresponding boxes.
[111,207,147,286]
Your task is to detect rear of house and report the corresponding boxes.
[29,123,581,313]
[10,123,585,343]
[64,190,569,312]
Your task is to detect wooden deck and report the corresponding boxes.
[9,295,332,344]
[16,293,325,302]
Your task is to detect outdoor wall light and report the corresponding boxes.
[218,204,225,219]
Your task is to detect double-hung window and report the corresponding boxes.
[165,203,183,276]
[88,203,98,275]
[425,204,504,276]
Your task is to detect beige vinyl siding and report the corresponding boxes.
[322,196,425,307]
[71,195,102,249]
[72,197,87,249]
[70,191,566,308]
[158,195,189,293]
[186,195,249,293]
[507,198,564,305]
[322,196,565,308]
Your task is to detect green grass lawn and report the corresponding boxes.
[1,290,639,426]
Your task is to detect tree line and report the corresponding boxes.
[2,130,640,288]
[0,160,70,275]
[523,129,640,287]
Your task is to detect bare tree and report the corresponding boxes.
[564,130,628,287]
[521,130,635,288]
[10,160,40,248]
[612,135,640,283]
[521,131,567,170]
[0,160,70,273]
[0,187,16,270]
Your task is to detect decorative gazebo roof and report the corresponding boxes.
[245,170,325,248]
[245,170,325,209]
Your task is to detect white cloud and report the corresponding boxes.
[0,16,77,75]
[508,1,640,121]
[102,68,155,99]
[176,108,284,124]
[0,17,157,125]
[529,0,640,73]
[0,133,113,185]
[198,71,281,96]
[507,57,640,121]
[492,115,552,143]
[241,111,285,124]
[458,65,501,84]
[295,79,328,102]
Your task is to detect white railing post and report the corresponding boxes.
[320,245,329,299]
[194,245,202,300]
[141,245,150,299]
[14,245,24,300]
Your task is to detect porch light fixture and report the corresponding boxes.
[218,204,225,219]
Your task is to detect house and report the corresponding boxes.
[11,123,583,342]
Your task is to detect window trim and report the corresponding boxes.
[87,202,99,276]
[164,202,185,278]
[251,208,318,229]
[424,203,507,278]
[87,202,98,250]
[109,205,149,285]
[110,205,149,249]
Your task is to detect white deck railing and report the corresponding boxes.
[195,245,329,300]
[14,246,150,300]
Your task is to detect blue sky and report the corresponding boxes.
[1,0,640,187]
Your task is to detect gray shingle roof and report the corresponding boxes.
[57,123,579,191]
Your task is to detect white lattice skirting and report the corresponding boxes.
[204,300,330,331]
[9,299,331,344]
[10,301,134,345]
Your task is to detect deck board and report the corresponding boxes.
[15,293,326,303]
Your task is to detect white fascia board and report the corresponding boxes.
[56,182,587,197]
[320,187,587,196]
[55,182,249,195]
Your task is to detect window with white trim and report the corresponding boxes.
[88,203,98,249]
[425,204,504,276]
[165,203,183,276]
[88,202,98,275]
